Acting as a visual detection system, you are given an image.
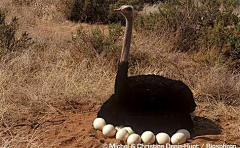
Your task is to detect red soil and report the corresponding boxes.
[27,100,239,148]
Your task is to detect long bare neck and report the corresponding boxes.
[120,17,133,63]
[114,16,133,102]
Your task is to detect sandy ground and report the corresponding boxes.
[13,100,236,148]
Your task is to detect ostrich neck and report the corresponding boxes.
[114,16,133,103]
[120,17,133,63]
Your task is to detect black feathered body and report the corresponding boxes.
[98,62,196,135]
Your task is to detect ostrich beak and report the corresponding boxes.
[114,8,121,13]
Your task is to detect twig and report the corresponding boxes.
[12,119,66,130]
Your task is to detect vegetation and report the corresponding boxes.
[68,0,239,68]
[72,23,122,59]
[0,0,239,147]
[69,0,163,23]
[134,0,240,69]
[0,11,32,53]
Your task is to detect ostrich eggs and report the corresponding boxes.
[116,128,129,140]
[156,133,170,144]
[122,127,135,135]
[127,134,141,145]
[102,124,116,137]
[171,132,187,144]
[177,129,191,139]
[141,131,155,144]
[93,118,106,130]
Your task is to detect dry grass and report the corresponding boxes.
[0,0,239,147]
[195,101,240,142]
[138,4,159,15]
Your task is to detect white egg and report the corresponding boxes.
[141,131,155,144]
[177,129,191,140]
[127,134,141,145]
[122,127,135,135]
[156,133,170,144]
[171,132,187,144]
[115,125,124,131]
[116,128,129,140]
[102,124,116,137]
[93,118,106,130]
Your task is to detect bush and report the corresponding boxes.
[0,10,32,53]
[72,23,123,61]
[69,0,163,23]
[69,0,109,23]
[134,0,240,68]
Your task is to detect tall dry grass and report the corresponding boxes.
[0,0,240,147]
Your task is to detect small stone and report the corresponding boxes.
[88,129,96,137]
[89,133,95,137]
[100,139,105,143]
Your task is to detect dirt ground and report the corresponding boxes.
[11,100,236,148]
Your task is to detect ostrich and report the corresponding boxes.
[97,5,196,135]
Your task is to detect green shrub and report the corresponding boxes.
[72,23,123,61]
[134,0,240,68]
[0,10,32,53]
[135,0,202,51]
[72,22,151,66]
[69,0,109,23]
[69,0,163,23]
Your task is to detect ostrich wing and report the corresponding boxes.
[127,75,196,114]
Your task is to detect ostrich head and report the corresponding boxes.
[114,5,134,21]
